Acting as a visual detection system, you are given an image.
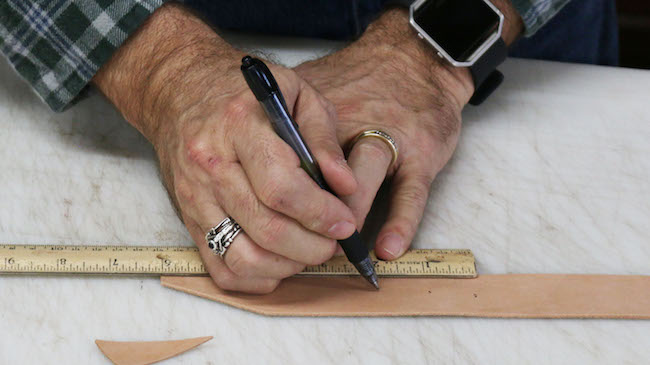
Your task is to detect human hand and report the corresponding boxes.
[295,8,477,260]
[93,4,358,293]
[296,4,522,260]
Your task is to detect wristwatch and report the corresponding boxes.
[393,0,508,105]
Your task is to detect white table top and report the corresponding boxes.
[1,35,650,364]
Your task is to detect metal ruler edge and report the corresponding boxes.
[0,244,477,278]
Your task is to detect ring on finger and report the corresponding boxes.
[349,129,399,169]
[205,216,243,257]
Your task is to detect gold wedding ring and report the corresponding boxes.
[350,130,399,168]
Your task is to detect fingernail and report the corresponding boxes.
[328,221,356,238]
[380,233,404,258]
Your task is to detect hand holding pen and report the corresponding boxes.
[153,50,364,293]
[241,56,379,288]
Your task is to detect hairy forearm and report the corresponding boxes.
[92,3,239,147]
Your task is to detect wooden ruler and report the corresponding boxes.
[0,244,476,278]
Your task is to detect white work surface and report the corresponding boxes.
[1,35,650,364]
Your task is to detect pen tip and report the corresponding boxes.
[353,257,380,290]
[366,272,380,290]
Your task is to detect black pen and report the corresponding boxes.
[241,56,379,289]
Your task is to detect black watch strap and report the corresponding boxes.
[468,38,507,105]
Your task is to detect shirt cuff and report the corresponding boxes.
[510,0,571,36]
[0,0,168,112]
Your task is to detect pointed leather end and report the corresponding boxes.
[95,336,212,365]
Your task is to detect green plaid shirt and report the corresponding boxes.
[0,0,166,111]
[0,0,566,112]
[511,0,570,36]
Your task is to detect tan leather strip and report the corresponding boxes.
[95,336,212,365]
[161,275,650,318]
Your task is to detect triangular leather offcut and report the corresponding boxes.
[161,274,650,318]
[95,336,212,365]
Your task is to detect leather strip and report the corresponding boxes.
[161,275,650,318]
[95,336,212,365]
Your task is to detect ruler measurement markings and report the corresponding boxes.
[0,245,475,277]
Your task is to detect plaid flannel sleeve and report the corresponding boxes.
[510,0,571,36]
[0,0,167,112]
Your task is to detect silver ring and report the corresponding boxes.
[205,217,242,257]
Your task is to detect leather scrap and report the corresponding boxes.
[161,274,650,318]
[95,336,212,365]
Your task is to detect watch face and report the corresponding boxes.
[413,0,500,62]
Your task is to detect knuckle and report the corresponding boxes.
[401,181,429,208]
[185,137,211,165]
[226,252,256,278]
[257,215,288,248]
[413,171,434,191]
[391,216,419,239]
[209,161,234,188]
[310,139,341,165]
[285,189,326,229]
[303,199,328,231]
[311,136,342,162]
[184,137,224,173]
[306,239,337,265]
[259,178,291,211]
[257,280,281,294]
[222,97,253,125]
[392,178,431,234]
[212,272,237,291]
